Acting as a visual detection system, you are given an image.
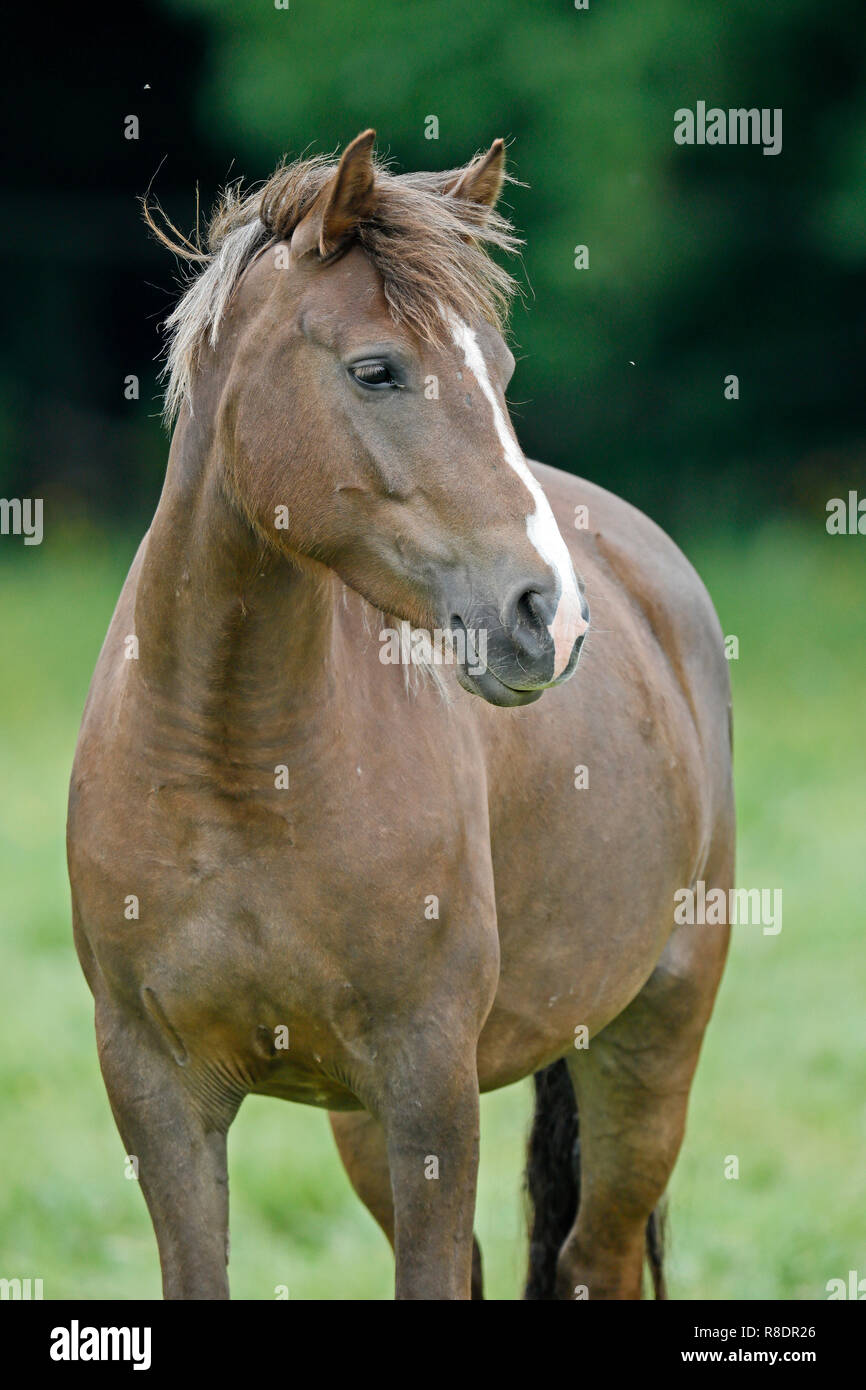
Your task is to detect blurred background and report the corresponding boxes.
[1,0,864,1299]
[4,0,866,525]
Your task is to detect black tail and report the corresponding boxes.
[645,1202,667,1299]
[523,1059,668,1299]
[524,1060,580,1299]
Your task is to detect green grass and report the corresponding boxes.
[1,519,863,1299]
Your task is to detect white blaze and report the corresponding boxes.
[448,315,587,677]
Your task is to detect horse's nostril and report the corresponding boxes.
[515,588,554,636]
[516,591,536,630]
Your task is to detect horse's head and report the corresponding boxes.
[173,131,588,706]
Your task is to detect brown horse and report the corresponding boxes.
[67,131,733,1300]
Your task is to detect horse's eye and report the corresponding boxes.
[348,361,401,390]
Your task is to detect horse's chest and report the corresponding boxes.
[76,756,493,1005]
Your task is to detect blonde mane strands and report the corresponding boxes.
[144,150,523,424]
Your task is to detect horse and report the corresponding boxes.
[67,130,734,1300]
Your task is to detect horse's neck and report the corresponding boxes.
[132,427,338,769]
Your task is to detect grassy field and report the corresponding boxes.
[1,519,864,1300]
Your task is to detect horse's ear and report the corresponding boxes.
[290,129,377,260]
[444,138,506,211]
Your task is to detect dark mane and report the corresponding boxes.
[144,150,523,423]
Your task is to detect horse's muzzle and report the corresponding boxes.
[452,584,589,707]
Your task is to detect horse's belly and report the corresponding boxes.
[476,899,666,1092]
[477,722,708,1087]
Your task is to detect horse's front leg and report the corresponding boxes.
[379,1037,482,1300]
[94,992,242,1300]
